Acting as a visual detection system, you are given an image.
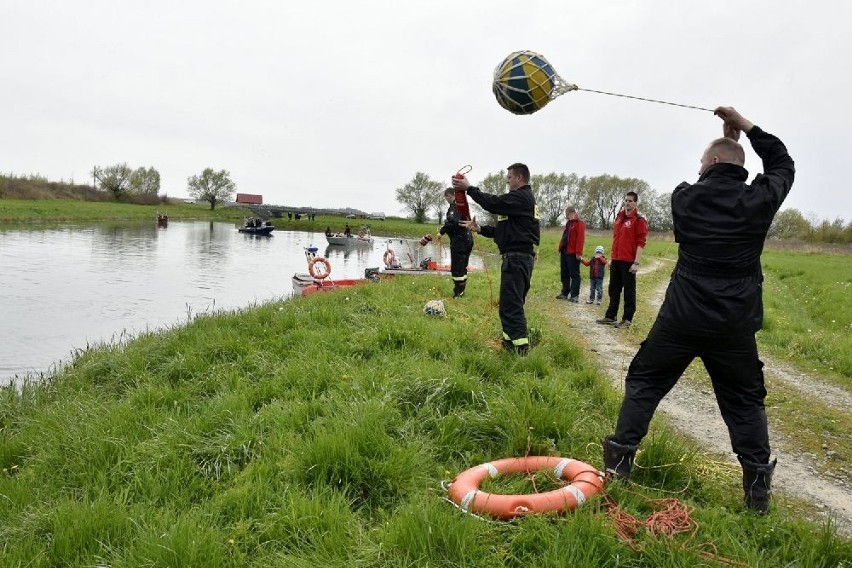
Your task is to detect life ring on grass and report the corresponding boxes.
[383,249,396,267]
[446,456,604,520]
[308,257,332,280]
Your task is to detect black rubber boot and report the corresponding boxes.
[739,456,776,514]
[453,280,466,298]
[603,436,638,478]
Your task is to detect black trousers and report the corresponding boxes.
[450,242,473,281]
[499,252,534,341]
[605,260,637,321]
[613,320,770,464]
[560,253,581,298]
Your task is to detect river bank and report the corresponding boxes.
[1,229,849,565]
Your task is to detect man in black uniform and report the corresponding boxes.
[454,163,540,354]
[603,107,795,514]
[437,187,474,298]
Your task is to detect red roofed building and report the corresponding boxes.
[236,193,263,205]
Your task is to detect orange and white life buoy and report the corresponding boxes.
[308,257,331,280]
[446,456,604,520]
[383,249,396,267]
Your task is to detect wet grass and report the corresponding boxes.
[1,230,849,566]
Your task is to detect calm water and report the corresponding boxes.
[0,221,459,385]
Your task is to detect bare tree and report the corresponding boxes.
[643,189,674,232]
[130,167,161,196]
[93,163,133,199]
[187,168,236,210]
[533,172,579,227]
[468,170,508,225]
[395,172,442,223]
[580,175,649,229]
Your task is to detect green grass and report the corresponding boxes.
[547,234,852,486]
[0,198,242,223]
[1,228,850,566]
[762,249,852,382]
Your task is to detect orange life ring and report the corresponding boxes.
[383,249,396,267]
[308,257,331,280]
[446,456,604,520]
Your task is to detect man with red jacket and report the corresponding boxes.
[556,206,585,302]
[597,192,648,328]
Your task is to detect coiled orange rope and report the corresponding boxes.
[603,492,751,567]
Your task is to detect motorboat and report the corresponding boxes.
[238,218,274,235]
[325,227,373,246]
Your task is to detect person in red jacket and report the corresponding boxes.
[596,192,648,328]
[556,206,585,302]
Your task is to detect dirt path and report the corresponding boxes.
[555,259,852,537]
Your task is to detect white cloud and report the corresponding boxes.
[1,0,849,220]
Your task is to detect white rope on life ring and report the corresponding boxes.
[308,257,332,280]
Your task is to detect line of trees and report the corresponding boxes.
[395,170,673,231]
[395,170,852,242]
[768,208,852,243]
[92,164,161,200]
[91,163,237,210]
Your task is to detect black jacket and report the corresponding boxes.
[439,203,473,251]
[467,184,540,255]
[657,126,795,335]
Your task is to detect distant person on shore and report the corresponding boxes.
[602,107,795,515]
[437,187,474,297]
[581,245,608,304]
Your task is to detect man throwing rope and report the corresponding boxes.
[455,163,540,355]
[437,187,474,298]
[603,107,795,514]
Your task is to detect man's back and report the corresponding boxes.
[660,126,795,335]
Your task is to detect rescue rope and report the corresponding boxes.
[603,491,750,567]
[575,88,713,112]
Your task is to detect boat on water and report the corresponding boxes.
[238,218,274,236]
[292,246,371,296]
[156,213,169,227]
[325,226,373,246]
[366,259,472,278]
[294,276,369,296]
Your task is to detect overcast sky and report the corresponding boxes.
[2,1,849,221]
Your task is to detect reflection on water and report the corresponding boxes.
[0,222,476,384]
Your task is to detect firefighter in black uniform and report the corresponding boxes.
[437,187,474,298]
[603,107,795,514]
[454,163,540,355]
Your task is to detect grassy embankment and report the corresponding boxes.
[1,216,850,566]
[0,197,425,241]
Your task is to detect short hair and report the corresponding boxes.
[444,187,454,196]
[507,163,530,183]
[626,191,639,203]
[566,206,576,213]
[706,137,745,166]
